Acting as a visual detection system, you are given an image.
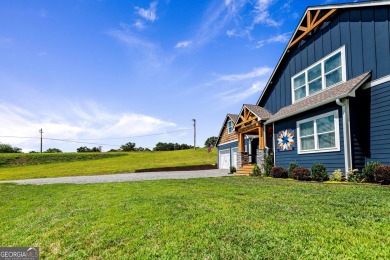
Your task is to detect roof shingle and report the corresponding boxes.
[244,104,273,120]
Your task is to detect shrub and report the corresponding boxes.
[362,161,382,183]
[374,165,390,185]
[271,166,288,178]
[292,166,311,181]
[288,161,299,178]
[251,164,261,177]
[347,169,362,183]
[263,155,273,177]
[229,166,236,174]
[311,163,329,182]
[330,169,343,182]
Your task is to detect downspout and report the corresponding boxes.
[336,98,352,178]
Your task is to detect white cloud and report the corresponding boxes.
[133,20,146,30]
[255,32,291,48]
[107,29,157,59]
[175,41,192,48]
[0,101,177,152]
[135,1,158,22]
[218,67,272,81]
[217,80,267,103]
[253,0,281,27]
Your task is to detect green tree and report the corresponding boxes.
[0,143,22,153]
[120,142,136,151]
[45,148,63,153]
[204,136,218,147]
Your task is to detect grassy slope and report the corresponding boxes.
[0,149,217,181]
[0,177,389,259]
[0,153,127,167]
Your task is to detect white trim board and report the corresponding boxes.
[363,74,390,90]
[217,139,238,147]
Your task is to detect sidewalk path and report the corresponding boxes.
[0,169,231,185]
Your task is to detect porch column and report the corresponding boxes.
[257,124,266,172]
[238,132,245,152]
[237,132,247,169]
[258,124,264,149]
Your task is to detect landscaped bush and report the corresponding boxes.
[292,166,311,181]
[311,163,329,182]
[288,161,299,178]
[229,166,236,174]
[347,169,362,183]
[363,161,382,183]
[330,169,343,182]
[251,164,262,176]
[374,165,390,185]
[263,155,273,177]
[271,166,288,178]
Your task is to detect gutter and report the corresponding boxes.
[336,98,352,178]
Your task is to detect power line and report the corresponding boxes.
[0,128,192,148]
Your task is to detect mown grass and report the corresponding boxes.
[0,177,389,259]
[0,148,217,181]
[0,152,126,167]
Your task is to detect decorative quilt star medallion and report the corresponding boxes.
[277,129,295,151]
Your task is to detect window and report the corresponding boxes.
[227,120,234,134]
[297,111,340,154]
[292,47,346,102]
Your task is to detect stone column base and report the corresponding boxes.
[256,149,266,172]
[237,152,249,169]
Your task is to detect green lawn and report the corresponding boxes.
[1,177,389,259]
[0,148,217,180]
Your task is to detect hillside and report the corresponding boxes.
[0,148,218,181]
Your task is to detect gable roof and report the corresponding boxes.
[234,104,272,127]
[266,71,371,124]
[244,104,273,120]
[227,114,238,123]
[215,114,239,146]
[256,0,390,107]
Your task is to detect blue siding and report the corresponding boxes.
[259,6,390,113]
[274,104,345,173]
[368,81,390,165]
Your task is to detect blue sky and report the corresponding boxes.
[0,0,358,152]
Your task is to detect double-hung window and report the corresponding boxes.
[297,111,340,154]
[292,46,346,102]
[227,120,234,134]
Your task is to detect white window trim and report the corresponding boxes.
[291,46,347,103]
[296,110,340,154]
[227,120,233,134]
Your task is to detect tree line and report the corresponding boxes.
[0,136,218,153]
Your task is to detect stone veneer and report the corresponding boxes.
[237,152,249,169]
[256,149,266,171]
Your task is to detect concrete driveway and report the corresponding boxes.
[0,169,231,185]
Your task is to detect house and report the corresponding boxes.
[216,1,390,176]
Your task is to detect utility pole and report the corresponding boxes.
[39,129,43,153]
[192,119,196,150]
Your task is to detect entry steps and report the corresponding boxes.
[236,164,255,175]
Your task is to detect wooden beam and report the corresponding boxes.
[289,9,337,49]
[298,26,307,31]
[259,125,264,149]
[312,10,320,26]
[307,11,312,30]
[238,133,245,152]
[235,116,258,127]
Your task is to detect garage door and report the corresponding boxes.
[219,149,230,169]
[231,147,238,168]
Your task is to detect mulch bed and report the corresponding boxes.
[135,164,217,173]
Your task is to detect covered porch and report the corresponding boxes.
[234,104,272,174]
